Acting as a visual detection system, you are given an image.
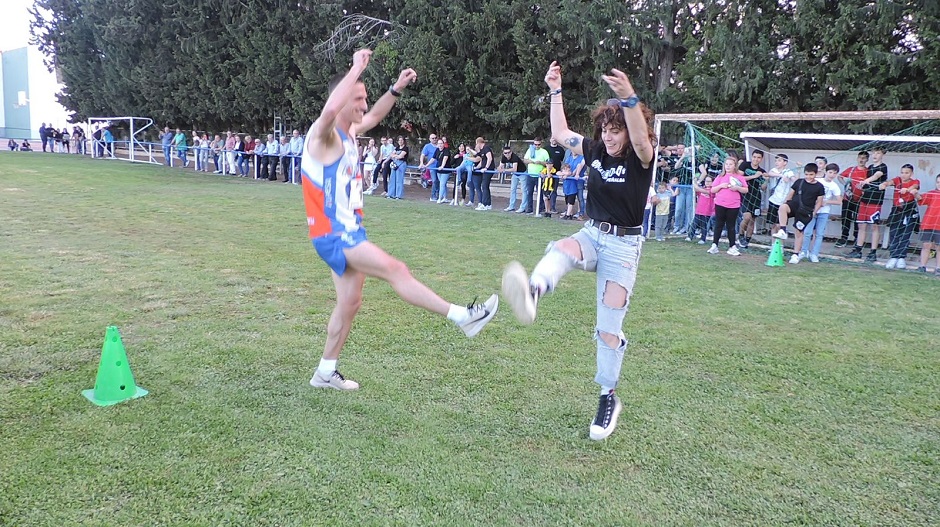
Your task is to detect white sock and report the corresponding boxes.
[317,358,337,376]
[531,245,578,294]
[446,304,469,324]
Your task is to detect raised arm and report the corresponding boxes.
[359,68,418,135]
[601,68,654,166]
[544,62,584,156]
[312,49,371,143]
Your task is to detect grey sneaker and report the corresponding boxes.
[310,369,360,391]
[458,294,499,337]
[589,393,623,441]
[501,261,538,325]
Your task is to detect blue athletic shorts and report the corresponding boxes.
[312,228,368,276]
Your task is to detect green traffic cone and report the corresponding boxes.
[766,239,786,267]
[82,326,148,406]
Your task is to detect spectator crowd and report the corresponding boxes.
[12,122,940,274]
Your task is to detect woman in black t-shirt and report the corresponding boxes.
[502,61,655,442]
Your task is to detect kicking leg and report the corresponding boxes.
[345,241,497,337]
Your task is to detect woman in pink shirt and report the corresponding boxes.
[707,157,748,256]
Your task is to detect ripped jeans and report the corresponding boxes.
[567,223,642,388]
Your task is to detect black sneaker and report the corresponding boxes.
[834,238,848,248]
[739,237,749,249]
[846,247,863,259]
[589,392,623,441]
[866,250,878,263]
[917,266,927,273]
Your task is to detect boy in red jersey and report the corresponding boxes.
[303,49,498,391]
[879,164,920,269]
[913,174,940,275]
[835,151,869,248]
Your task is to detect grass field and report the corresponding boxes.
[1,152,938,526]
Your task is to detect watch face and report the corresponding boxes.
[623,95,640,108]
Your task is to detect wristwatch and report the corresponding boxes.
[618,94,640,108]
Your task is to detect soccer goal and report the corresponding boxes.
[85,117,160,165]
[654,110,940,265]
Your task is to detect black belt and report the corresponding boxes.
[590,220,642,236]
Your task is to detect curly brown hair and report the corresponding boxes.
[590,102,657,158]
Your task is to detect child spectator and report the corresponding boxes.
[772,163,826,264]
[836,151,869,247]
[880,163,920,269]
[914,174,940,274]
[737,149,767,249]
[652,180,672,241]
[667,175,679,231]
[799,163,843,263]
[766,153,798,237]
[847,148,889,262]
[559,163,579,219]
[687,175,715,244]
[643,184,655,238]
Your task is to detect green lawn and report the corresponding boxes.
[1,152,937,526]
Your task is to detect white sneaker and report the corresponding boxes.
[466,201,475,207]
[885,258,898,269]
[685,237,693,242]
[809,255,820,263]
[457,294,499,338]
[727,246,740,256]
[458,200,465,206]
[799,251,808,259]
[707,244,720,254]
[430,197,436,202]
[515,208,525,213]
[310,369,360,391]
[476,203,486,210]
[485,205,492,210]
[363,188,373,195]
[503,206,514,211]
[789,254,800,264]
[773,230,788,240]
[896,259,907,269]
[501,261,538,325]
[697,239,705,245]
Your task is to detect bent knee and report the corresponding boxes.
[554,238,582,259]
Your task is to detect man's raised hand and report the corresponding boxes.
[352,49,372,72]
[395,68,418,91]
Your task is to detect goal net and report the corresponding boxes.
[656,113,940,269]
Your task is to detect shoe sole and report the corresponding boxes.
[309,376,359,391]
[589,397,623,441]
[501,262,536,325]
[460,294,499,338]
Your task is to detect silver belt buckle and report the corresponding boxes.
[599,221,614,234]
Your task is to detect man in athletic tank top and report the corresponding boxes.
[303,49,498,391]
